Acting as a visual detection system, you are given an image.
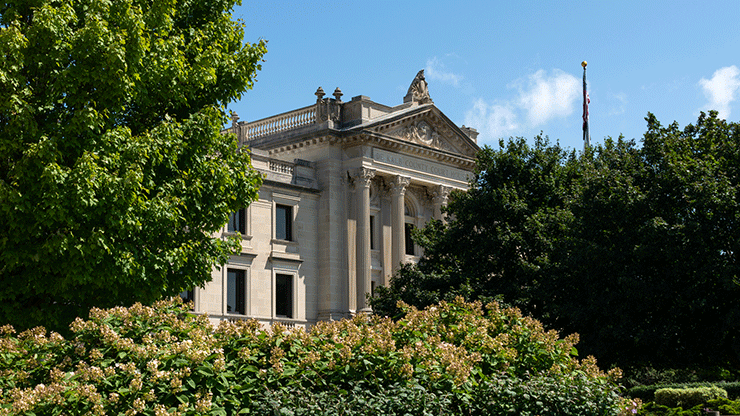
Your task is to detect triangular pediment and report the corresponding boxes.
[368,106,478,158]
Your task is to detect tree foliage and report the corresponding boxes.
[0,0,266,332]
[372,112,740,371]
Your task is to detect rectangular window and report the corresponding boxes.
[275,274,293,318]
[276,204,293,241]
[227,208,246,234]
[405,223,415,256]
[179,289,194,307]
[369,215,376,250]
[227,269,246,314]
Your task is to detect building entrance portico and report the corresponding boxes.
[191,71,479,327]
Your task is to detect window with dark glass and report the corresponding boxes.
[405,223,415,256]
[227,269,246,314]
[275,274,293,318]
[276,204,293,241]
[369,215,376,250]
[180,289,194,307]
[227,208,246,234]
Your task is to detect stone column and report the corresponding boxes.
[389,175,410,273]
[432,185,451,221]
[353,167,375,314]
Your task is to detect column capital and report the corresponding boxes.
[389,175,411,195]
[432,185,451,204]
[350,167,375,188]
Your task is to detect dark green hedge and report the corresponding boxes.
[628,382,740,402]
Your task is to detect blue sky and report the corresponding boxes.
[228,1,740,152]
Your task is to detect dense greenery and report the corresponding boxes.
[632,385,740,416]
[0,0,266,332]
[0,298,628,415]
[629,381,740,404]
[653,386,727,408]
[639,398,740,416]
[372,112,740,372]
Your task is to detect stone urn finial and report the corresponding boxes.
[315,87,326,100]
[333,87,343,102]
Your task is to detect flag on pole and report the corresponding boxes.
[582,61,590,149]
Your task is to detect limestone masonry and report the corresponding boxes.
[187,71,479,328]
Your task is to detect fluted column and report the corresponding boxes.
[353,167,375,314]
[389,175,410,273]
[432,185,451,221]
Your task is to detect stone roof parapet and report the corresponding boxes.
[249,149,319,190]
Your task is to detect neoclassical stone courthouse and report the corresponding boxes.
[186,71,479,327]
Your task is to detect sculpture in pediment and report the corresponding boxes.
[404,70,433,104]
[389,120,454,152]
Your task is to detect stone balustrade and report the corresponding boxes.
[226,315,302,329]
[242,105,316,141]
[269,160,294,175]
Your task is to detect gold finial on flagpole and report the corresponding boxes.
[581,61,587,68]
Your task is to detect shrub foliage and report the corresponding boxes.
[0,298,626,415]
[629,381,740,403]
[653,386,727,409]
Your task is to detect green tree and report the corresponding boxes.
[373,113,740,371]
[557,113,740,369]
[373,135,580,319]
[0,0,266,332]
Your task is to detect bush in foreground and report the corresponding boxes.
[0,298,627,415]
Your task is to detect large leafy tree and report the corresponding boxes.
[0,0,266,332]
[373,113,740,371]
[558,113,740,370]
[372,135,580,317]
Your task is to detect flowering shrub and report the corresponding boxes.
[619,398,643,415]
[0,297,626,415]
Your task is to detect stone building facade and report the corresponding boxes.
[187,71,479,327]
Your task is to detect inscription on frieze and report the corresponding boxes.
[373,149,471,183]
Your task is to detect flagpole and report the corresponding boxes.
[582,61,590,150]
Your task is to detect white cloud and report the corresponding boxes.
[464,69,580,143]
[608,92,627,116]
[515,69,580,127]
[464,98,518,140]
[699,65,740,119]
[425,57,462,87]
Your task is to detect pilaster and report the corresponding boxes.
[316,158,348,321]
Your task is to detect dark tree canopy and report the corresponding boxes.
[372,112,740,371]
[0,0,266,332]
